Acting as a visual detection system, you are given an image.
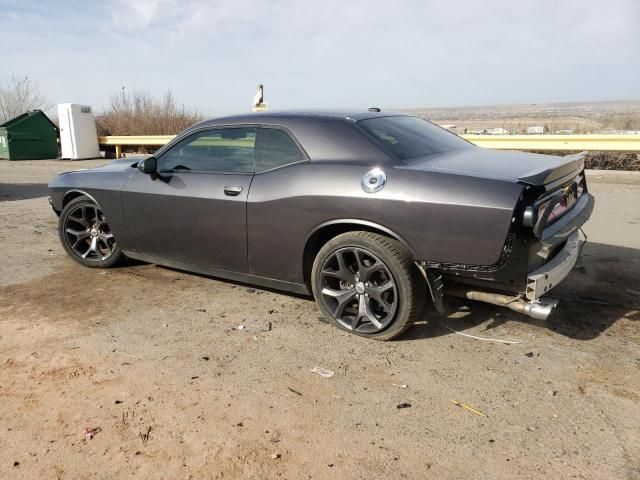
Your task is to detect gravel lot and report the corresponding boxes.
[1,160,639,479]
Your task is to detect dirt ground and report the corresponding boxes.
[1,160,639,480]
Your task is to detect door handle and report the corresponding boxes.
[224,185,243,196]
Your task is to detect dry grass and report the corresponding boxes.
[96,88,202,136]
[529,151,640,171]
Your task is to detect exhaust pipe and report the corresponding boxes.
[446,288,558,320]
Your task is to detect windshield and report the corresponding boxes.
[357,116,472,161]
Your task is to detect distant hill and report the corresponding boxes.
[402,100,640,134]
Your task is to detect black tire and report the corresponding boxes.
[311,231,426,340]
[58,195,123,268]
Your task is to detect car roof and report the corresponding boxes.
[197,109,406,127]
[168,110,409,165]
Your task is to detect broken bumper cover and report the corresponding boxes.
[526,230,582,301]
[48,196,60,216]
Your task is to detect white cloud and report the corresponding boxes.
[110,0,172,28]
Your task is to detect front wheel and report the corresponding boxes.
[58,195,123,268]
[311,231,426,340]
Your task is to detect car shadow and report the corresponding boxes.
[400,241,640,342]
[0,183,49,202]
[113,240,638,342]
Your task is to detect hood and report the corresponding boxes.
[57,158,140,176]
[400,147,585,186]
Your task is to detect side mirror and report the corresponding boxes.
[138,157,157,174]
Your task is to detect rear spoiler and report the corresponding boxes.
[543,151,588,193]
[518,151,587,188]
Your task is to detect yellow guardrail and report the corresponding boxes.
[98,135,175,158]
[460,134,640,151]
[99,134,640,158]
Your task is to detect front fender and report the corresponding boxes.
[48,169,134,251]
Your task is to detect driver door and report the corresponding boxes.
[121,127,256,273]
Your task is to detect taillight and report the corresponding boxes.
[546,176,585,225]
[524,174,586,235]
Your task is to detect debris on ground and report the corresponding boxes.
[310,367,335,378]
[271,453,281,459]
[139,426,152,444]
[451,400,487,417]
[84,427,100,440]
[202,356,210,361]
[261,321,272,332]
[237,325,245,330]
[196,308,206,313]
[287,387,303,396]
[114,400,123,404]
[396,403,412,409]
[445,326,520,344]
[392,383,408,388]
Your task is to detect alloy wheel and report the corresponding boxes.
[63,204,116,261]
[318,247,398,334]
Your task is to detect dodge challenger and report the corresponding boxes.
[48,110,594,340]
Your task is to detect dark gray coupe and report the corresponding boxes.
[49,110,594,340]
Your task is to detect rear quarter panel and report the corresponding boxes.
[247,162,524,284]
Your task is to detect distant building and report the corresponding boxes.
[554,129,574,135]
[526,126,545,134]
[485,127,510,135]
[438,124,457,131]
[465,128,486,135]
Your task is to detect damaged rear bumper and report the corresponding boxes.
[434,230,584,321]
[526,230,582,301]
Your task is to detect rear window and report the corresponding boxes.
[357,116,471,161]
[255,128,305,172]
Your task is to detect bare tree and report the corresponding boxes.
[0,76,48,123]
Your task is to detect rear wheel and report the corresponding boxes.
[58,196,123,268]
[311,231,426,340]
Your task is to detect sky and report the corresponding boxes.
[0,0,639,116]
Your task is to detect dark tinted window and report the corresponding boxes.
[358,116,471,160]
[255,128,305,172]
[157,128,256,173]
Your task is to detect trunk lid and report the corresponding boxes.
[400,147,585,186]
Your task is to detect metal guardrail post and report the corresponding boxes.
[98,135,177,158]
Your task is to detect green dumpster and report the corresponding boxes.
[0,110,58,160]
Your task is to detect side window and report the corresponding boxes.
[255,128,305,172]
[157,127,256,173]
